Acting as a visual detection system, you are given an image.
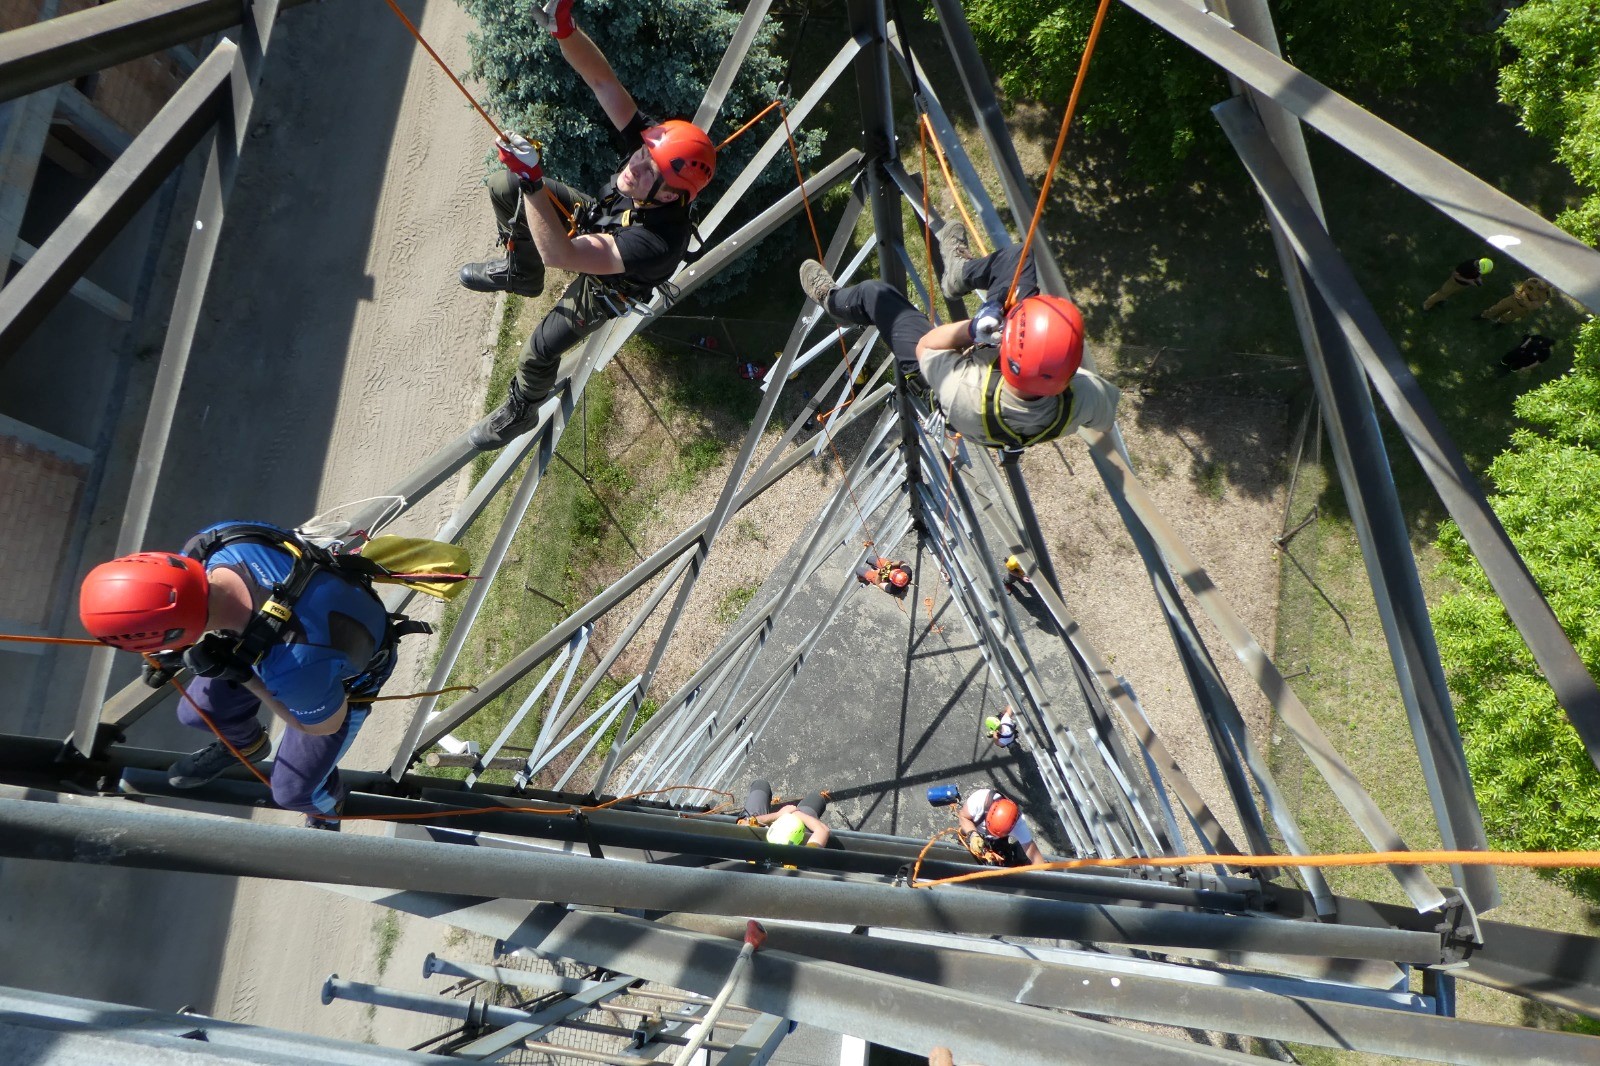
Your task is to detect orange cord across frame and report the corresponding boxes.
[913,847,1600,890]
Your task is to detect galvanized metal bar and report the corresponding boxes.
[450,974,642,1059]
[684,918,1599,1066]
[695,37,864,242]
[0,798,1433,959]
[691,0,774,131]
[0,0,316,104]
[407,378,890,760]
[610,402,899,765]
[0,41,230,359]
[1122,0,1600,312]
[524,555,697,780]
[1214,99,1495,909]
[884,23,1009,252]
[0,984,453,1064]
[718,1012,789,1066]
[924,0,1072,301]
[71,2,286,758]
[1085,430,1447,912]
[468,633,585,788]
[363,898,1274,1065]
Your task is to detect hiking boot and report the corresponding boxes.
[303,813,341,831]
[799,259,838,310]
[168,732,271,788]
[468,386,546,450]
[937,217,972,300]
[459,257,544,297]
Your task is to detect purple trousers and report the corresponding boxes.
[177,675,368,815]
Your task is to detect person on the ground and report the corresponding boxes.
[1480,277,1555,324]
[459,0,716,450]
[743,779,831,847]
[78,522,413,830]
[983,706,1017,750]
[857,556,912,595]
[958,786,1042,866]
[796,219,1118,450]
[1498,332,1555,375]
[1421,256,1493,310]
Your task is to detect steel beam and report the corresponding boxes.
[0,0,315,104]
[1120,0,1600,313]
[0,797,1446,963]
[0,41,230,359]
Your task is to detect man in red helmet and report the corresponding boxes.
[957,786,1043,866]
[459,0,716,450]
[77,523,406,829]
[798,224,1118,450]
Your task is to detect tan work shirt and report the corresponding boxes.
[920,346,1121,447]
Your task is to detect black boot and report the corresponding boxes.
[469,385,546,450]
[459,256,544,297]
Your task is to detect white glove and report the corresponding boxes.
[496,133,543,186]
[531,0,576,39]
[969,298,1004,347]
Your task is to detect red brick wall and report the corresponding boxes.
[0,433,88,629]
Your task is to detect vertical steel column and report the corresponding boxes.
[70,0,284,757]
[848,0,922,515]
[1212,97,1494,911]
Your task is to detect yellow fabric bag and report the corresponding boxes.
[358,536,473,600]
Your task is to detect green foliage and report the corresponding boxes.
[955,0,1491,178]
[1498,0,1600,245]
[1433,320,1600,898]
[714,582,758,624]
[458,0,820,294]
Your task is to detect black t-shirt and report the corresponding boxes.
[587,111,693,288]
[1454,259,1484,282]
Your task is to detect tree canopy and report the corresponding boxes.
[1433,320,1600,897]
[957,0,1493,178]
[1497,0,1600,244]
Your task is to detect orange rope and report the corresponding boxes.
[716,99,784,151]
[918,115,989,258]
[912,848,1600,889]
[377,0,504,139]
[0,633,102,647]
[1003,0,1113,309]
[917,122,940,325]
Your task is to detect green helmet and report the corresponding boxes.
[1479,257,1495,275]
[983,715,1002,733]
[766,812,807,846]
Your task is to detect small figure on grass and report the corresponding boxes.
[1498,333,1555,376]
[1480,277,1555,325]
[1422,256,1493,310]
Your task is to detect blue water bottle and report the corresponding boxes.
[926,783,961,807]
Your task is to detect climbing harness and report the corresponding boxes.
[979,364,1076,449]
[177,522,452,693]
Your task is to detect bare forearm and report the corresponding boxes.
[244,677,296,728]
[917,320,975,360]
[557,26,615,89]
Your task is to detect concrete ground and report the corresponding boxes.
[741,525,1091,861]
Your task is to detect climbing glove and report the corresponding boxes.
[141,649,184,689]
[497,134,544,190]
[183,631,254,684]
[531,0,576,39]
[970,299,1004,347]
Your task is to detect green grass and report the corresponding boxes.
[713,583,758,625]
[372,911,400,977]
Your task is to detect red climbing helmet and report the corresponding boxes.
[999,295,1084,397]
[643,120,716,201]
[888,566,911,589]
[985,797,1020,837]
[79,552,209,652]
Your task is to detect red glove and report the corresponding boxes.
[496,134,543,188]
[532,0,576,39]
